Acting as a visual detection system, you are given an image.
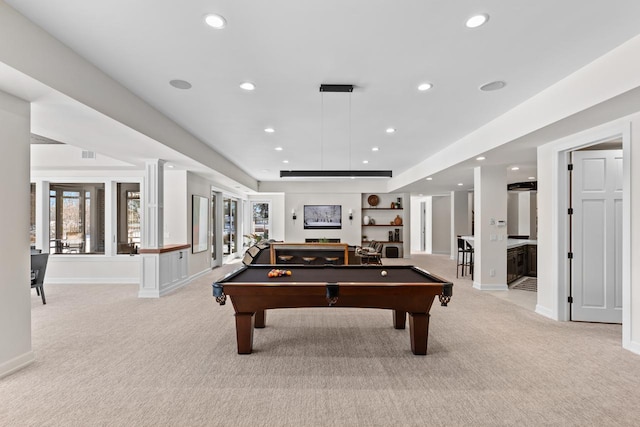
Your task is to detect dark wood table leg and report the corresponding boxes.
[234,312,255,354]
[408,313,429,355]
[254,310,266,328]
[393,310,406,329]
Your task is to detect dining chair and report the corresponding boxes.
[31,253,49,304]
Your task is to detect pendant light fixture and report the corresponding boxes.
[280,84,392,179]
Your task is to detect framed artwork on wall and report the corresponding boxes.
[192,195,209,253]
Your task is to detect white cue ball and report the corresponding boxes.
[381,270,387,277]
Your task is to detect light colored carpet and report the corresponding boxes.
[1,255,639,426]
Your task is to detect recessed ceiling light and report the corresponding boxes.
[169,79,192,90]
[386,128,396,134]
[204,14,226,29]
[282,160,289,164]
[418,82,433,91]
[240,82,255,91]
[511,166,520,171]
[274,147,283,151]
[362,160,369,164]
[457,183,464,186]
[166,164,174,168]
[528,176,536,180]
[426,177,433,181]
[372,147,379,152]
[476,156,486,161]
[480,81,506,91]
[264,127,275,133]
[466,13,489,28]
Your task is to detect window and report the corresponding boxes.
[117,183,140,254]
[251,201,270,241]
[223,198,238,255]
[49,183,105,254]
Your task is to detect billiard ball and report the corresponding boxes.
[381,270,387,277]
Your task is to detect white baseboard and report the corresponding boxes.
[623,338,640,356]
[473,282,508,291]
[0,351,35,379]
[159,277,190,297]
[45,277,138,285]
[535,304,556,320]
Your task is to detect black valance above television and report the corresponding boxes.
[303,205,342,229]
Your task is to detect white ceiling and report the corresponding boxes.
[6,0,640,194]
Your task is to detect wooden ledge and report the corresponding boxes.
[139,243,191,254]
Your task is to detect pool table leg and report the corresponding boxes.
[408,313,429,355]
[235,312,255,354]
[393,310,406,329]
[255,310,266,328]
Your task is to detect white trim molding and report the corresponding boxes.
[0,351,34,380]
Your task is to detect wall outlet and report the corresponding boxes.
[490,268,496,277]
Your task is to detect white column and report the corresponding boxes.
[142,159,165,249]
[104,180,115,255]
[0,89,33,378]
[450,191,469,260]
[473,165,508,290]
[140,159,166,298]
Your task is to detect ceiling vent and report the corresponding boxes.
[81,150,96,159]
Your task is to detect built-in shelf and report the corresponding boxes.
[362,193,406,258]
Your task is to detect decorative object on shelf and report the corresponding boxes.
[396,197,402,209]
[363,215,370,225]
[390,202,395,209]
[394,228,400,242]
[367,194,379,207]
[394,215,403,226]
[389,230,394,241]
[370,217,375,225]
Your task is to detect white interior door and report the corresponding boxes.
[571,149,623,323]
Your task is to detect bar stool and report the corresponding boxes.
[456,238,473,278]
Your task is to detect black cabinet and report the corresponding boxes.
[507,245,537,284]
[527,245,537,277]
[507,249,518,284]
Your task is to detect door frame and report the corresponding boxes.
[548,119,630,337]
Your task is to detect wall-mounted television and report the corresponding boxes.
[303,205,342,229]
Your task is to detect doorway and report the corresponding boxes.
[570,145,623,323]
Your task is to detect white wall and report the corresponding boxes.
[163,170,188,245]
[474,165,508,290]
[187,172,214,276]
[285,193,361,246]
[432,195,451,254]
[451,191,470,259]
[0,90,32,378]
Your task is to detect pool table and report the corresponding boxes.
[213,264,452,355]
